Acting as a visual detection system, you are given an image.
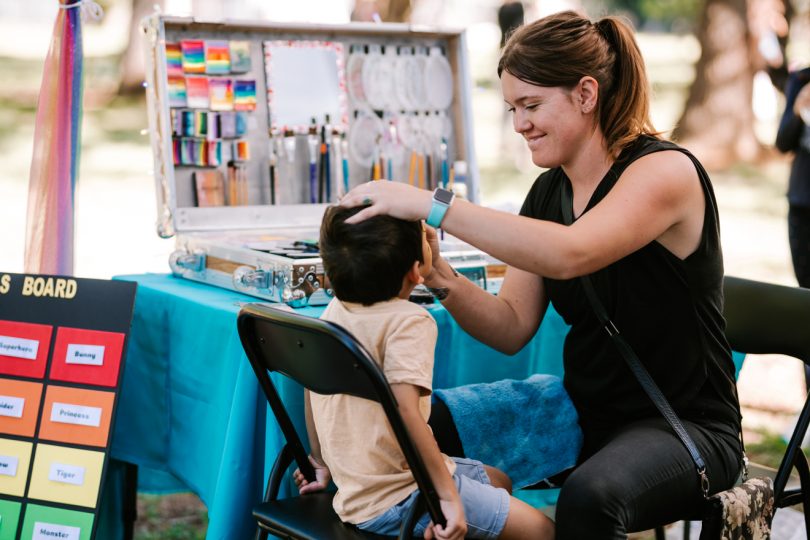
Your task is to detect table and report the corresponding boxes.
[100,274,570,539]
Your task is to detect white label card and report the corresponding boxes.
[48,462,85,486]
[0,335,38,360]
[33,522,81,540]
[65,343,105,366]
[50,402,102,428]
[0,454,19,477]
[0,395,24,418]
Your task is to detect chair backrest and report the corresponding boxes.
[237,303,445,527]
[722,276,810,504]
[723,276,810,362]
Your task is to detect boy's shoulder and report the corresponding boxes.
[322,297,434,320]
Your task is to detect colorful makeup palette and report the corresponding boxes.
[181,40,206,74]
[165,42,183,77]
[233,79,257,111]
[229,40,251,73]
[168,76,187,108]
[205,40,231,74]
[185,76,210,109]
[209,78,234,111]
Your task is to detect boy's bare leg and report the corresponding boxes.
[484,465,512,494]
[483,465,553,538]
[500,497,555,540]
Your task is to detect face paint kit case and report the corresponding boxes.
[143,14,499,306]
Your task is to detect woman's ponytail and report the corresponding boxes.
[498,11,659,156]
[594,17,658,155]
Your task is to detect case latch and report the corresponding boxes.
[233,266,273,291]
[169,249,206,274]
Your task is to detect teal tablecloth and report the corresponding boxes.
[102,274,570,540]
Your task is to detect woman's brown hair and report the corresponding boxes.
[498,10,659,156]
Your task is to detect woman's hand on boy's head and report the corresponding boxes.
[293,455,331,495]
[339,181,433,224]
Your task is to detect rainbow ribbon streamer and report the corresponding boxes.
[25,0,85,275]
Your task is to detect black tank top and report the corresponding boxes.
[519,136,741,443]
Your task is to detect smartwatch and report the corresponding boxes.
[426,187,455,228]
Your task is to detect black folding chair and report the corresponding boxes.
[237,303,447,540]
[655,275,810,539]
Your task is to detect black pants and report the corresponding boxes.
[429,398,742,538]
[788,205,810,289]
[554,418,741,539]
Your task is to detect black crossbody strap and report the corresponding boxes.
[559,180,710,498]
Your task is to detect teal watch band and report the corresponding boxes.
[426,188,455,228]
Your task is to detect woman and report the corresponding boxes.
[341,10,742,538]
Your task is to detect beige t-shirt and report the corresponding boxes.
[312,297,456,524]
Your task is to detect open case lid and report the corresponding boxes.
[142,14,479,238]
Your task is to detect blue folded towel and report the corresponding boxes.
[434,374,582,489]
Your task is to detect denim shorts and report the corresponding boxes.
[356,457,510,539]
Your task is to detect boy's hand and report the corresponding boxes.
[293,455,331,494]
[424,496,467,540]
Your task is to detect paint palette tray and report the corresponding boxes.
[143,15,484,306]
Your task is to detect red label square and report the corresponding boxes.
[0,320,52,379]
[49,327,126,388]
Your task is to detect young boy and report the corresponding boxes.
[293,205,553,540]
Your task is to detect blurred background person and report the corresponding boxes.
[775,67,810,291]
[497,0,524,47]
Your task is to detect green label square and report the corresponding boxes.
[21,503,94,540]
[0,498,22,540]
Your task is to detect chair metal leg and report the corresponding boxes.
[793,450,810,540]
[123,463,138,540]
[775,393,810,498]
[654,525,665,540]
[683,519,690,540]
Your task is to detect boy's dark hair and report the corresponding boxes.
[320,205,423,306]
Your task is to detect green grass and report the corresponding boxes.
[746,429,809,470]
[134,493,208,540]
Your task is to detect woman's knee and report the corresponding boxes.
[554,472,625,538]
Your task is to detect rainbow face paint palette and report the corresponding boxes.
[209,78,234,111]
[205,40,231,74]
[180,39,206,74]
[143,15,485,307]
[233,79,256,111]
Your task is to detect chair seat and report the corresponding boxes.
[253,492,393,540]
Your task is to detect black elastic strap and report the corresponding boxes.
[559,180,710,498]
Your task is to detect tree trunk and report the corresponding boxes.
[672,0,762,169]
[118,0,164,96]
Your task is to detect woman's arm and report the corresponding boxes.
[345,150,704,280]
[428,253,547,355]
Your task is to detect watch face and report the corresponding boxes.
[434,188,454,205]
